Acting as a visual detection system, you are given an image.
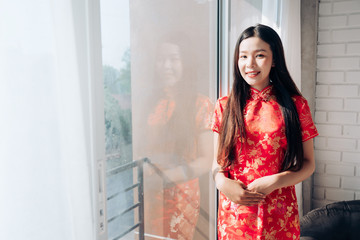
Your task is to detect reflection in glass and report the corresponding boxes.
[131,1,216,239]
[143,35,213,239]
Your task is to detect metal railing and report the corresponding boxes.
[106,157,210,240]
[106,158,148,240]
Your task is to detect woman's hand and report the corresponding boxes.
[217,177,265,206]
[247,175,278,196]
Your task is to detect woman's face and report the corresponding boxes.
[156,43,183,87]
[238,37,274,91]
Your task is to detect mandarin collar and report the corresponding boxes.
[249,85,274,102]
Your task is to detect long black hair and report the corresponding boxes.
[217,24,304,172]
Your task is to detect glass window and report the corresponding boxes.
[100,0,135,239]
[100,0,217,239]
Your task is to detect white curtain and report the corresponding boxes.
[229,0,303,215]
[265,0,303,216]
[278,0,303,217]
[0,1,99,239]
[278,0,302,88]
[262,0,303,216]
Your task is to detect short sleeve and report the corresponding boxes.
[195,95,214,131]
[293,96,319,142]
[211,96,228,133]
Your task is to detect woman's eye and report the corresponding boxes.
[240,55,247,59]
[256,54,265,58]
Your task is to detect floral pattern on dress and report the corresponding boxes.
[212,86,318,240]
[146,94,213,239]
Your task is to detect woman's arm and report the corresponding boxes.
[212,133,265,206]
[156,130,214,183]
[247,139,315,195]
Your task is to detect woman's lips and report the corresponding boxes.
[246,71,260,78]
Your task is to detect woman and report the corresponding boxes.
[144,34,213,239]
[211,24,318,239]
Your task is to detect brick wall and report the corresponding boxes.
[314,0,360,209]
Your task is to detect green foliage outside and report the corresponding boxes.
[103,48,132,169]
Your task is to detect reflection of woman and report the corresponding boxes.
[144,35,213,239]
[212,24,318,239]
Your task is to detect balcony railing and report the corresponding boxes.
[106,157,210,240]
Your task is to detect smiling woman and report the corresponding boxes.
[238,37,274,91]
[212,24,318,240]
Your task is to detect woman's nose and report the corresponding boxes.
[246,57,255,68]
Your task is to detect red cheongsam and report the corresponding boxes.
[146,94,213,239]
[211,86,318,240]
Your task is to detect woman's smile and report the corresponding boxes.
[246,71,260,78]
[238,37,274,91]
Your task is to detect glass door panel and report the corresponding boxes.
[100,0,217,239]
[130,1,217,239]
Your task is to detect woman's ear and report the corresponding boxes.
[272,60,275,67]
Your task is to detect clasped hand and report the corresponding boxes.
[223,175,277,206]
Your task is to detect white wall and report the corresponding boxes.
[314,0,360,208]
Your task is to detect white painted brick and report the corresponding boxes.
[314,174,341,187]
[312,199,332,210]
[316,124,342,136]
[328,138,357,151]
[326,164,355,176]
[330,57,360,70]
[326,188,354,201]
[345,71,360,84]
[315,111,327,123]
[345,99,360,111]
[318,31,332,43]
[319,2,332,15]
[319,16,347,29]
[315,137,327,149]
[318,44,346,57]
[349,14,360,27]
[313,187,325,199]
[333,29,360,42]
[328,112,357,124]
[317,71,345,84]
[316,98,343,111]
[329,85,358,97]
[317,58,331,69]
[315,85,329,97]
[342,176,360,190]
[315,161,326,173]
[356,192,360,200]
[333,1,360,14]
[314,0,360,208]
[347,43,360,55]
[315,150,341,162]
[344,125,360,137]
[343,151,360,163]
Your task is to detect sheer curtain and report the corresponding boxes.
[263,0,303,216]
[278,0,303,216]
[229,0,303,215]
[0,1,101,239]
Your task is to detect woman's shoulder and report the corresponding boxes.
[216,95,229,106]
[291,94,308,106]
